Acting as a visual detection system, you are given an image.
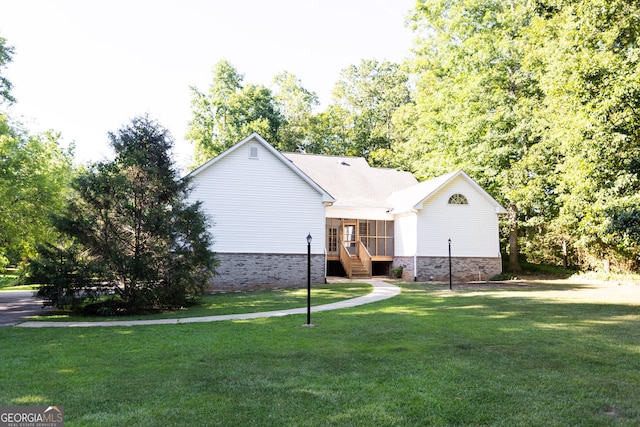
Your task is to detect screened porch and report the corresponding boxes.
[325,218,394,278]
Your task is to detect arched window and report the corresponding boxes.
[448,193,468,205]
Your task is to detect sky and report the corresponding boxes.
[2,0,416,168]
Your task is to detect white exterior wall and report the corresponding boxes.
[416,177,501,258]
[189,141,326,255]
[394,212,417,256]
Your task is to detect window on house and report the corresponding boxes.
[249,146,259,159]
[448,194,468,205]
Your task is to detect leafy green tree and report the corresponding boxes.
[186,60,283,165]
[32,116,217,312]
[0,37,72,270]
[331,59,412,165]
[303,104,353,155]
[404,0,550,272]
[272,71,319,152]
[526,0,640,271]
[0,116,73,269]
[399,0,640,272]
[0,36,15,105]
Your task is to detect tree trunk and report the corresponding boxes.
[507,203,521,273]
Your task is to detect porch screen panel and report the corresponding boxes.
[359,221,368,239]
[360,220,394,256]
[386,237,393,255]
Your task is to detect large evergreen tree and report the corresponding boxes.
[32,116,217,312]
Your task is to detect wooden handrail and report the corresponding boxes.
[357,240,372,277]
[340,243,352,278]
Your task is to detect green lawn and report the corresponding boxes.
[1,280,639,426]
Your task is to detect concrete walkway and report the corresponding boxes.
[16,279,400,328]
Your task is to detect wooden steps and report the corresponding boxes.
[349,257,371,279]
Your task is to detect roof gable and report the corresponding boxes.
[388,170,507,214]
[189,133,335,204]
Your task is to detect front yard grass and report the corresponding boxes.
[1,280,639,426]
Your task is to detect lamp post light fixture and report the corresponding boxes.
[448,238,452,291]
[306,233,312,326]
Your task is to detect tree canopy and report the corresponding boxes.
[400,0,545,272]
[185,59,413,166]
[332,59,412,166]
[0,115,74,270]
[272,70,319,153]
[528,0,640,270]
[186,60,283,165]
[401,0,640,271]
[0,36,15,105]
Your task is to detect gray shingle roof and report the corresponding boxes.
[283,152,418,208]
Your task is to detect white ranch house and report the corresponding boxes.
[188,133,506,289]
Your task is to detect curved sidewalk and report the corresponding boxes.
[16,280,400,328]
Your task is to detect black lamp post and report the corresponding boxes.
[448,238,452,290]
[306,233,312,325]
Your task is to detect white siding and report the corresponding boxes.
[416,177,501,257]
[189,141,326,254]
[394,212,417,256]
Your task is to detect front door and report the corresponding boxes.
[343,221,357,255]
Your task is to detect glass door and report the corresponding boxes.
[343,221,357,255]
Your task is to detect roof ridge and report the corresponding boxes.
[283,152,363,160]
[283,152,414,173]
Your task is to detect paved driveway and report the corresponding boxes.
[0,290,50,326]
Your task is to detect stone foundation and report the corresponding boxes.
[211,253,325,291]
[393,256,502,282]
